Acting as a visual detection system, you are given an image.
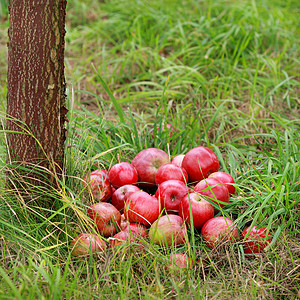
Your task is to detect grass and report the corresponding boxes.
[0,0,300,298]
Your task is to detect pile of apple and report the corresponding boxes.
[71,146,271,267]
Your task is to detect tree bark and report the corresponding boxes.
[6,0,68,184]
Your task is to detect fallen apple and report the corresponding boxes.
[155,163,188,185]
[109,230,139,247]
[124,223,148,238]
[155,179,189,213]
[178,192,215,230]
[83,169,112,202]
[194,177,230,209]
[241,225,272,254]
[70,233,107,257]
[182,146,219,182]
[124,191,161,227]
[171,154,185,168]
[166,253,194,271]
[149,214,188,247]
[208,171,236,195]
[201,216,239,248]
[132,148,170,187]
[108,162,138,188]
[88,202,121,237]
[111,184,140,213]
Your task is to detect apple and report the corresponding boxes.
[131,148,170,187]
[149,214,188,247]
[124,191,160,227]
[155,180,189,213]
[178,192,215,230]
[124,223,148,238]
[182,146,219,182]
[171,154,185,168]
[84,169,109,183]
[88,202,121,237]
[108,162,138,188]
[242,226,272,254]
[70,233,107,257]
[90,169,108,178]
[83,169,112,202]
[166,253,194,271]
[111,184,141,213]
[201,216,239,248]
[194,177,230,209]
[208,171,236,195]
[152,123,175,138]
[155,163,188,185]
[108,231,139,247]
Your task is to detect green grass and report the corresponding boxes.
[0,0,300,298]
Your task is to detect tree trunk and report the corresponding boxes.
[6,0,68,185]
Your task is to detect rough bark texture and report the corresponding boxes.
[6,0,68,182]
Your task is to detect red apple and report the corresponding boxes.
[242,226,272,254]
[83,169,112,202]
[182,147,219,182]
[149,214,188,247]
[70,233,107,257]
[208,171,236,195]
[194,177,230,209]
[112,184,141,213]
[108,231,139,247]
[124,223,148,238]
[166,253,194,271]
[201,216,239,248]
[178,192,215,230]
[155,180,189,213]
[131,148,170,187]
[155,163,188,185]
[88,202,121,237]
[90,169,108,178]
[152,123,175,138]
[108,162,138,188]
[171,154,185,168]
[124,191,160,227]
